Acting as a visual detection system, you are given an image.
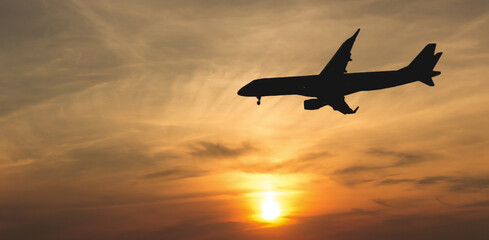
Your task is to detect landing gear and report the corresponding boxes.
[257,96,261,105]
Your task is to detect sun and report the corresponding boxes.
[261,192,280,220]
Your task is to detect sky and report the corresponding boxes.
[0,0,489,239]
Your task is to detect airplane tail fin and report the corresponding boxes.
[407,43,442,86]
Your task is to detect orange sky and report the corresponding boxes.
[1,0,489,239]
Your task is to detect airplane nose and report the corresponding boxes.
[238,84,251,96]
[238,81,256,96]
[237,86,245,96]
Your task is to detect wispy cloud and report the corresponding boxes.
[142,168,208,180]
[378,175,489,192]
[189,141,258,159]
[236,151,331,174]
[335,148,436,175]
[373,198,392,207]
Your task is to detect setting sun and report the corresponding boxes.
[261,192,280,220]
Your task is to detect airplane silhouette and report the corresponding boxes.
[237,29,442,114]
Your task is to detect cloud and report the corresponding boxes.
[378,178,415,185]
[189,141,257,159]
[445,177,489,192]
[462,200,489,208]
[367,148,431,166]
[351,208,379,216]
[378,175,489,192]
[142,168,208,180]
[227,208,489,240]
[416,176,452,185]
[335,148,435,175]
[236,151,331,174]
[131,208,382,240]
[21,142,176,180]
[0,1,125,117]
[137,221,255,240]
[373,199,392,207]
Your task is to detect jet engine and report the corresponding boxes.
[304,99,327,110]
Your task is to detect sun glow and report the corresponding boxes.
[261,192,280,220]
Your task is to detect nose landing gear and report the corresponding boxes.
[257,96,261,105]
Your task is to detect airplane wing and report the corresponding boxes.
[319,29,360,78]
[329,98,359,114]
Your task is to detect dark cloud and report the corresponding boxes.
[378,178,415,185]
[248,209,489,240]
[373,199,392,207]
[378,175,489,192]
[335,148,435,175]
[26,143,174,179]
[189,141,257,159]
[335,165,382,175]
[4,202,489,240]
[142,168,208,180]
[0,193,246,240]
[445,177,489,192]
[136,221,255,240]
[131,208,382,240]
[416,176,451,185]
[367,148,431,166]
[351,208,378,216]
[462,200,489,208]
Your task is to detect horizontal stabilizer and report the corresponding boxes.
[421,78,435,86]
[431,71,441,77]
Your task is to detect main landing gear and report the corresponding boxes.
[257,96,261,105]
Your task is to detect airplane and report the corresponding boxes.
[237,29,442,114]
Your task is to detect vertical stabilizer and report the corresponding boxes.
[407,43,442,86]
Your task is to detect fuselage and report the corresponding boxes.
[237,67,418,99]
[237,29,441,113]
